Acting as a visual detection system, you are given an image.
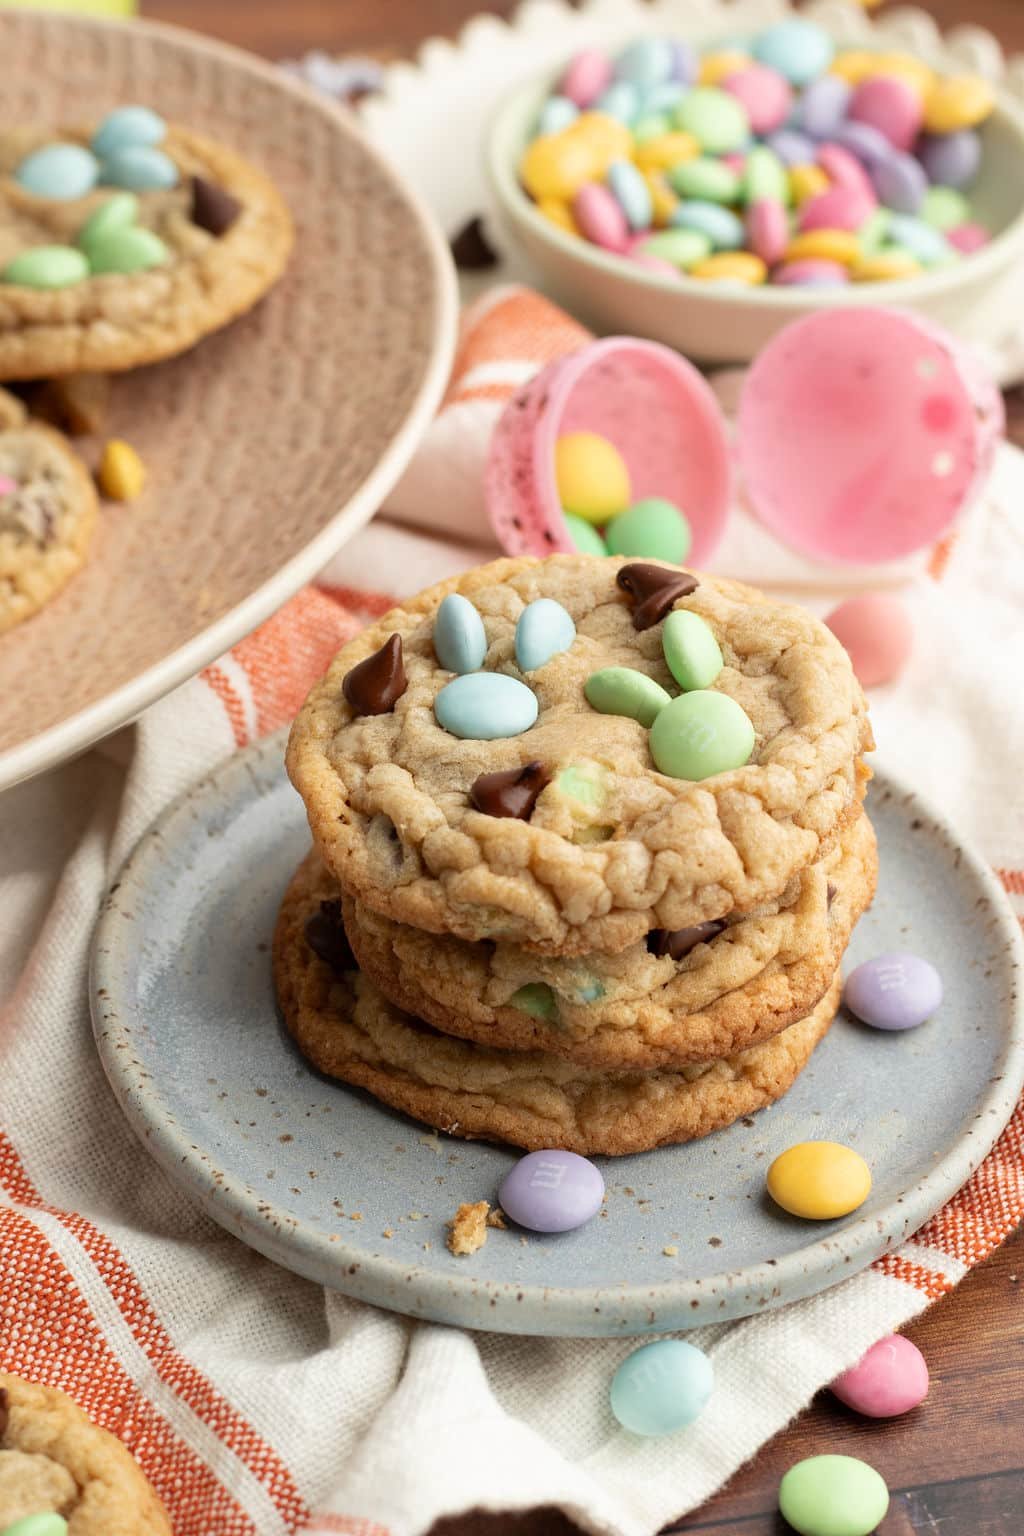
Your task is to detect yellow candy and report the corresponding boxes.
[924,74,995,134]
[767,1141,872,1220]
[642,169,679,226]
[690,252,767,284]
[537,196,579,236]
[699,49,751,87]
[871,52,935,99]
[785,229,861,265]
[520,131,596,201]
[789,164,830,207]
[98,438,145,501]
[567,111,634,170]
[554,432,631,525]
[829,50,877,85]
[633,130,700,173]
[852,250,922,281]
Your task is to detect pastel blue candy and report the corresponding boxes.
[835,119,892,168]
[537,94,579,136]
[670,39,699,87]
[872,152,927,215]
[917,130,982,190]
[607,159,653,230]
[15,143,100,200]
[885,214,953,266]
[753,20,834,86]
[91,105,167,158]
[643,81,687,115]
[499,1149,604,1231]
[100,145,179,192]
[610,1340,714,1436]
[595,81,640,123]
[799,74,851,139]
[614,37,675,89]
[767,128,818,167]
[672,200,744,250]
[433,592,487,674]
[515,598,576,672]
[435,673,538,739]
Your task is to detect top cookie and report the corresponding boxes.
[287,555,872,955]
[0,111,292,378]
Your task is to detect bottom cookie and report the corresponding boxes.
[0,417,99,633]
[274,854,840,1156]
[0,1373,171,1534]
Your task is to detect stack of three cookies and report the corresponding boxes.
[278,555,875,1157]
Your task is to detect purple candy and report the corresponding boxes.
[498,1150,605,1232]
[917,129,982,190]
[671,39,699,87]
[844,952,943,1032]
[767,128,818,167]
[772,258,849,287]
[872,150,927,214]
[799,74,851,139]
[835,119,893,169]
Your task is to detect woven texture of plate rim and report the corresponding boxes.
[0,10,458,793]
[90,731,1024,1337]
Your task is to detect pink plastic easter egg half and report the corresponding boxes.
[831,1335,929,1418]
[737,308,1004,563]
[825,593,913,685]
[486,337,731,565]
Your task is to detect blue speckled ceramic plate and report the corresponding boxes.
[91,733,1024,1337]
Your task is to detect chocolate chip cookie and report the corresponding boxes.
[0,418,98,632]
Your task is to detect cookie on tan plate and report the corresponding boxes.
[273,850,841,1156]
[0,106,292,379]
[0,1374,171,1535]
[344,812,877,1069]
[287,555,872,956]
[0,416,99,633]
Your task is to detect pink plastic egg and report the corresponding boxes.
[747,197,789,264]
[831,1335,929,1418]
[559,48,613,109]
[825,593,913,685]
[948,221,990,254]
[722,64,793,135]
[799,184,875,232]
[572,182,630,252]
[817,142,875,199]
[849,75,923,152]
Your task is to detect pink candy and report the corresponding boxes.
[722,64,792,135]
[825,593,913,687]
[559,48,613,108]
[573,183,629,252]
[816,142,874,199]
[830,1335,929,1417]
[0,474,16,496]
[849,75,923,153]
[772,258,849,286]
[948,221,990,254]
[799,184,875,232]
[747,198,788,265]
[630,251,680,276]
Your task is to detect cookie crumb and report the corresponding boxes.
[382,1229,394,1239]
[407,1211,425,1221]
[486,1208,508,1229]
[419,1132,442,1155]
[663,1245,679,1257]
[447,1200,490,1256]
[349,1212,362,1221]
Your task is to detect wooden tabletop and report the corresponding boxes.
[142,3,1024,1531]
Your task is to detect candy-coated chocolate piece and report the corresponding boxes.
[662,609,723,690]
[784,228,860,265]
[470,761,550,819]
[753,20,834,87]
[15,142,100,200]
[924,74,994,134]
[595,81,640,124]
[649,689,755,779]
[573,181,630,251]
[515,597,576,671]
[538,94,579,136]
[672,200,745,250]
[615,37,676,89]
[498,1149,604,1231]
[569,111,634,167]
[584,666,671,727]
[607,158,653,229]
[509,982,557,1019]
[563,513,608,554]
[559,48,614,109]
[816,142,873,197]
[605,497,692,562]
[630,250,679,276]
[779,1456,889,1536]
[633,130,699,172]
[844,952,942,1031]
[799,74,851,138]
[101,144,179,191]
[948,220,989,253]
[849,74,922,152]
[772,258,849,286]
[434,592,488,674]
[766,128,817,166]
[788,162,829,206]
[856,207,891,255]
[747,197,788,264]
[833,118,892,167]
[537,196,578,235]
[638,227,712,268]
[669,39,699,86]
[825,593,913,685]
[743,144,789,205]
[1,245,89,288]
[851,248,921,281]
[675,87,750,155]
[647,920,726,960]
[616,562,698,629]
[98,438,146,500]
[434,672,539,739]
[722,63,792,135]
[921,184,969,232]
[343,634,407,716]
[86,225,169,274]
[555,431,631,523]
[0,1516,70,1536]
[521,131,596,200]
[698,49,752,88]
[610,1340,714,1436]
[799,185,875,233]
[92,104,166,157]
[882,214,952,266]
[917,129,981,189]
[872,51,934,100]
[78,191,138,247]
[829,50,877,86]
[767,1141,871,1219]
[831,1335,929,1418]
[871,150,927,214]
[668,156,740,203]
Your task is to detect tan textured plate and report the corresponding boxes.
[0,11,457,791]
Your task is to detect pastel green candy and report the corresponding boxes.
[557,761,608,805]
[434,672,538,739]
[662,609,722,690]
[675,87,750,154]
[637,227,712,269]
[575,977,605,1002]
[667,156,739,203]
[85,226,169,274]
[0,1516,70,1536]
[632,112,672,144]
[857,207,891,256]
[1,245,89,288]
[585,667,671,727]
[434,592,487,674]
[778,1454,889,1536]
[100,144,179,191]
[605,497,691,562]
[921,184,969,233]
[649,690,754,780]
[78,192,139,248]
[563,513,608,556]
[515,597,576,671]
[92,105,167,158]
[510,982,557,1020]
[15,142,99,200]
[743,145,789,206]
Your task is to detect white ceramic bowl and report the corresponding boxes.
[485,67,1024,365]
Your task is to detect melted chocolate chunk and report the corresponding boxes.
[342,634,407,715]
[0,1385,8,1439]
[647,920,726,961]
[449,215,498,271]
[616,562,699,631]
[470,761,550,819]
[826,881,837,909]
[191,175,242,237]
[304,900,355,974]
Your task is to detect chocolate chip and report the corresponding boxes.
[304,900,355,974]
[0,1386,8,1439]
[826,882,837,908]
[449,215,498,271]
[470,761,550,819]
[342,634,407,715]
[191,175,242,237]
[616,563,699,631]
[647,921,726,961]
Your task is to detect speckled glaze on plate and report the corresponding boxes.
[91,733,1024,1338]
